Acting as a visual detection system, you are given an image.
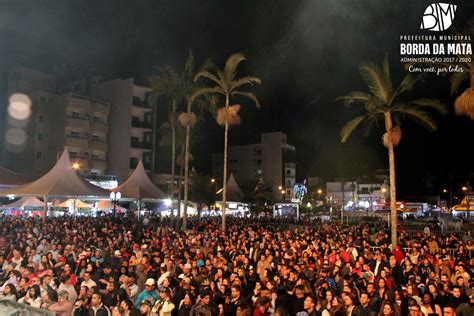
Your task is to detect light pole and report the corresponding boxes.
[462,186,469,220]
[382,187,387,209]
[110,191,121,218]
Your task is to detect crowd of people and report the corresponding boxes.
[0,214,473,316]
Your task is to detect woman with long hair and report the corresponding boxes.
[18,285,42,308]
[177,292,194,316]
[321,289,335,316]
[330,296,345,316]
[378,301,395,316]
[0,283,17,301]
[376,278,389,300]
[420,292,442,316]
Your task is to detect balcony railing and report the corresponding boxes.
[70,93,90,101]
[130,140,152,149]
[67,114,89,120]
[91,121,109,134]
[65,136,89,148]
[132,96,151,108]
[65,134,88,139]
[131,119,152,129]
[90,139,108,152]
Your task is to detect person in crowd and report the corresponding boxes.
[18,284,42,308]
[48,290,74,316]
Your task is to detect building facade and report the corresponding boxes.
[97,78,154,182]
[1,66,155,183]
[212,131,296,200]
[325,180,389,210]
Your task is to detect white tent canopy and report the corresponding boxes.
[216,173,244,202]
[96,200,127,212]
[1,196,45,209]
[55,199,93,208]
[112,160,165,200]
[0,148,109,197]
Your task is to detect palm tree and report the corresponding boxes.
[157,120,186,227]
[194,53,261,231]
[149,65,184,205]
[338,55,447,247]
[449,22,474,119]
[179,53,213,230]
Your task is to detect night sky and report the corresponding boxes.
[0,0,473,198]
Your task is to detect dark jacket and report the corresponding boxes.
[88,303,110,316]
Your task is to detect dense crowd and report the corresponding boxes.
[0,214,473,316]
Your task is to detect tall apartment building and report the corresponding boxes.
[1,66,155,183]
[97,78,154,182]
[212,132,296,200]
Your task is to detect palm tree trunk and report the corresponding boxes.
[170,100,177,213]
[182,99,192,231]
[221,95,230,231]
[176,143,185,230]
[385,112,398,247]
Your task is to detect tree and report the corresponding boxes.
[189,172,215,212]
[149,64,186,208]
[338,55,447,247]
[448,21,474,119]
[194,53,261,231]
[157,121,186,226]
[180,54,213,230]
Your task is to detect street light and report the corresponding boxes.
[72,163,80,170]
[382,187,387,208]
[110,191,121,218]
[210,178,217,195]
[317,189,323,195]
[462,186,470,220]
[281,189,285,201]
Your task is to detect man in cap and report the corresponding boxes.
[178,263,193,281]
[135,278,159,309]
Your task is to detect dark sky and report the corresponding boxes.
[0,0,473,198]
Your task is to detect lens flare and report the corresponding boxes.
[5,128,28,145]
[8,93,32,120]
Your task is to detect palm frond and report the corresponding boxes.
[191,87,225,103]
[232,91,261,108]
[362,115,380,137]
[383,54,392,91]
[229,76,261,91]
[398,74,417,94]
[450,71,469,96]
[340,115,366,143]
[335,91,371,107]
[392,107,437,131]
[184,50,195,77]
[224,53,246,81]
[194,70,224,89]
[358,62,390,103]
[410,98,448,115]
